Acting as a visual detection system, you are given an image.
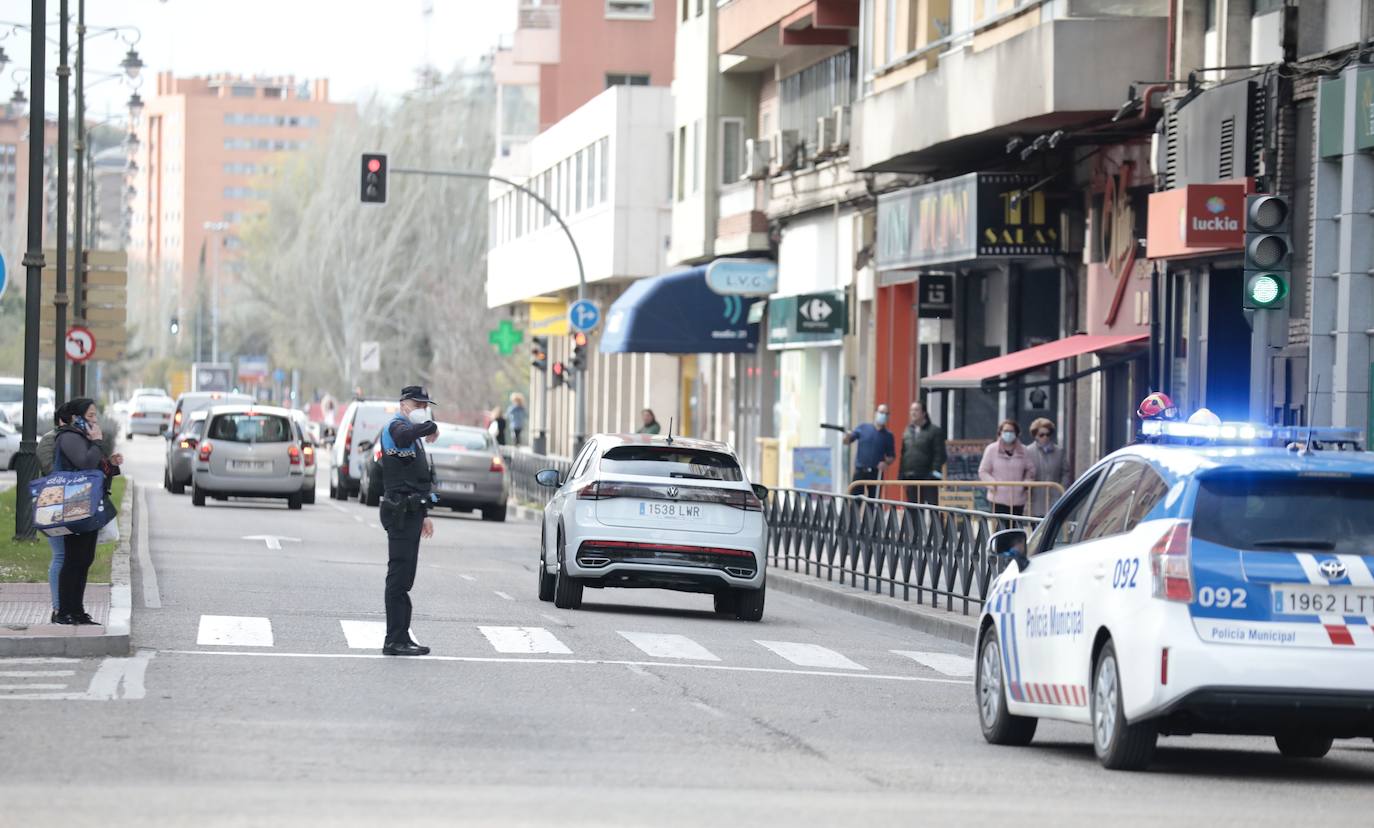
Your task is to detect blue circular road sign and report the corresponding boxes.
[0,252,7,302]
[569,299,601,333]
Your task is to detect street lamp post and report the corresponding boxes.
[13,0,47,540]
[53,0,70,410]
[204,221,229,364]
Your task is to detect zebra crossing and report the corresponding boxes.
[183,614,974,678]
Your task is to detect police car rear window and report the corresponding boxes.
[1192,475,1374,554]
[600,446,743,482]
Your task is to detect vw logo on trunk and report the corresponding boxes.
[1318,559,1347,580]
[665,486,680,499]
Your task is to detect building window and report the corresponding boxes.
[691,119,701,194]
[676,126,686,202]
[606,73,651,88]
[780,48,858,158]
[598,137,610,204]
[720,118,744,185]
[231,85,256,98]
[695,0,703,16]
[606,0,653,19]
[575,149,585,213]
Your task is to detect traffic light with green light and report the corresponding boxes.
[1242,194,1290,309]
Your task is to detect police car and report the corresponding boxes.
[975,421,1374,770]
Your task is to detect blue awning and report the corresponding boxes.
[599,267,760,354]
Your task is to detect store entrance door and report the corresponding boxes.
[1204,268,1251,421]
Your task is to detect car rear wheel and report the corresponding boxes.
[329,473,338,500]
[363,476,380,507]
[163,466,172,492]
[733,583,765,622]
[553,536,582,610]
[1274,733,1333,759]
[481,503,508,522]
[1092,641,1157,770]
[976,628,1037,746]
[191,482,206,507]
[712,592,737,615]
[537,534,556,603]
[171,474,185,496]
[287,492,303,511]
[302,485,316,505]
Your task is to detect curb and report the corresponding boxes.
[508,500,542,523]
[766,566,980,647]
[0,477,136,658]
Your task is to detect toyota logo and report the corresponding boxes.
[1318,559,1347,580]
[665,486,680,499]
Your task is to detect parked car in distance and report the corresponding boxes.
[192,405,308,510]
[169,391,254,440]
[429,424,508,521]
[0,408,19,470]
[358,427,385,507]
[330,399,401,501]
[125,394,177,438]
[163,411,208,494]
[290,409,319,505]
[0,378,55,431]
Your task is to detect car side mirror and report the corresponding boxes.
[535,468,562,488]
[989,528,1030,569]
[751,483,769,502]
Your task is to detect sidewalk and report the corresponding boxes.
[0,478,135,657]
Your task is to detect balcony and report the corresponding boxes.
[853,13,1167,173]
[718,0,857,71]
[513,3,561,67]
[716,180,770,255]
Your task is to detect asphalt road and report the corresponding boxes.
[1,437,1372,826]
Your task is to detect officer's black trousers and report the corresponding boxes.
[381,507,424,645]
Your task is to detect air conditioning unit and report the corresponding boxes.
[831,105,851,152]
[815,115,836,158]
[744,138,771,181]
[769,129,801,174]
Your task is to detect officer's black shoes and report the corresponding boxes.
[382,642,431,657]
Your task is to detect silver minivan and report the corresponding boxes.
[192,405,307,510]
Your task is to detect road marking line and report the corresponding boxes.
[458,574,476,582]
[329,503,348,514]
[618,631,720,662]
[196,615,274,647]
[890,651,976,678]
[339,620,387,650]
[0,684,67,690]
[119,650,154,700]
[160,649,971,685]
[0,657,80,664]
[137,485,162,608]
[691,701,726,718]
[478,626,571,655]
[755,640,867,671]
[0,670,76,678]
[494,591,514,601]
[85,650,155,701]
[352,515,364,523]
[539,613,569,628]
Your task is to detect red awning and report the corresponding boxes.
[923,333,1148,389]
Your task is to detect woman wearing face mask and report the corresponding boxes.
[51,398,123,625]
[978,419,1034,516]
[1025,417,1069,517]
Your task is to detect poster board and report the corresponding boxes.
[941,439,990,511]
[792,446,834,493]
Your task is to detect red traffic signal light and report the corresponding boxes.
[552,361,565,376]
[367,158,382,174]
[572,331,588,348]
[361,153,387,203]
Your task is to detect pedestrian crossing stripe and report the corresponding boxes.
[479,626,572,655]
[754,640,867,671]
[197,615,273,647]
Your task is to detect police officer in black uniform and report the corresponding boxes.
[379,386,440,656]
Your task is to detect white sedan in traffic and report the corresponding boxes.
[534,434,768,621]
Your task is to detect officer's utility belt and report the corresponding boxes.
[380,493,429,515]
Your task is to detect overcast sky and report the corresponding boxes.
[0,0,516,122]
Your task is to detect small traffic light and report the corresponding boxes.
[1242,193,1290,309]
[551,361,571,389]
[361,153,387,203]
[531,336,548,372]
[571,331,588,371]
[169,316,180,335]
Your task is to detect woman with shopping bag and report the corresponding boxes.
[50,398,123,626]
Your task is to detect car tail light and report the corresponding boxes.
[342,422,354,471]
[288,444,302,466]
[198,441,214,462]
[373,443,382,462]
[1150,520,1193,602]
[728,489,763,511]
[131,411,144,418]
[577,481,625,500]
[1160,647,1170,686]
[179,437,197,450]
[174,410,183,429]
[489,455,505,473]
[303,445,315,463]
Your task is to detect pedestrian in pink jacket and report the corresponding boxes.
[978,419,1035,515]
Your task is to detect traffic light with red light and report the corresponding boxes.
[571,331,588,371]
[551,360,572,390]
[361,153,388,203]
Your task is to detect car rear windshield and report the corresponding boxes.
[182,394,252,416]
[599,446,743,482]
[135,397,175,412]
[208,413,293,444]
[1192,474,1374,554]
[0,384,21,403]
[434,430,490,451]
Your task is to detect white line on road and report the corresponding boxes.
[85,650,155,700]
[478,626,572,655]
[242,535,300,551]
[618,631,720,662]
[0,657,79,664]
[352,515,364,523]
[493,591,514,601]
[458,574,476,582]
[197,615,274,647]
[329,503,348,514]
[340,620,387,650]
[755,641,867,671]
[891,651,975,678]
[137,485,162,608]
[0,684,67,691]
[0,670,76,678]
[691,700,726,718]
[161,649,970,685]
[539,613,569,628]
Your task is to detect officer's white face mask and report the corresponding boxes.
[407,407,432,425]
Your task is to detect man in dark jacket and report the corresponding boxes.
[899,401,946,506]
[379,386,440,656]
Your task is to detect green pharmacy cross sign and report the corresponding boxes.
[488,320,524,356]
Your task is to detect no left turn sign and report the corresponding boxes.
[66,326,96,363]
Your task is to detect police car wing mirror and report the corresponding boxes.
[535,469,562,488]
[989,529,1029,566]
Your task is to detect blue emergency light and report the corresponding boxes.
[1140,420,1365,450]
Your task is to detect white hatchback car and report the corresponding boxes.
[534,434,768,621]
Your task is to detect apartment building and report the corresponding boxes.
[128,73,350,358]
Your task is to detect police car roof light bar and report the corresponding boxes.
[1140,419,1365,450]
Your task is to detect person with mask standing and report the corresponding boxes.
[844,404,896,498]
[978,419,1034,516]
[1025,417,1069,517]
[899,400,946,506]
[379,386,440,657]
[52,398,123,625]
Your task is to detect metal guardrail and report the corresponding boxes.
[765,488,1042,616]
[502,447,573,509]
[845,479,1066,516]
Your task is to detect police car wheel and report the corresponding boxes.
[1092,642,1157,770]
[1274,733,1333,759]
[976,629,1037,746]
